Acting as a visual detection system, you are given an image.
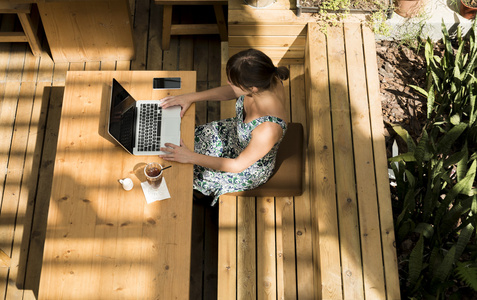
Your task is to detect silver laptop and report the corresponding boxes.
[108,78,181,155]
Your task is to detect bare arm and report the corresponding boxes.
[159,122,283,173]
[160,85,245,117]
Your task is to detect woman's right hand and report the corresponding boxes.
[159,94,193,118]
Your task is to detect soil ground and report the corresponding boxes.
[375,40,428,154]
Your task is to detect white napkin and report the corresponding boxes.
[141,178,171,204]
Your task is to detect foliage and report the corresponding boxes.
[391,20,477,299]
[462,0,477,8]
[313,0,391,35]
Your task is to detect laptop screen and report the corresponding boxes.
[109,79,136,153]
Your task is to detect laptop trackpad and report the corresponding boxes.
[161,106,181,147]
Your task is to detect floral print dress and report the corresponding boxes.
[193,95,287,206]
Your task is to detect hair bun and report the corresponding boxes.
[276,66,290,81]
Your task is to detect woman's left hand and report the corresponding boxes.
[159,140,195,164]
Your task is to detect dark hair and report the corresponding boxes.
[226,49,290,92]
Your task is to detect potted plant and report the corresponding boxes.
[394,0,426,18]
[460,0,477,19]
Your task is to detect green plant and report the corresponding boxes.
[462,0,477,8]
[390,20,477,298]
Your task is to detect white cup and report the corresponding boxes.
[119,178,134,191]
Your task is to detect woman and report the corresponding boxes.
[159,49,289,205]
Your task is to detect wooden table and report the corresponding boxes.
[38,71,196,299]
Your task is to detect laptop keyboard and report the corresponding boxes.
[138,103,162,151]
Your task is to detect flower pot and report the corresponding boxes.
[459,0,477,19]
[394,0,424,18]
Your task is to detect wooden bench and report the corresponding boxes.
[217,21,401,299]
[155,0,228,50]
[0,3,41,56]
[228,122,304,197]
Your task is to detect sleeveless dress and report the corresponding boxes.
[193,95,287,206]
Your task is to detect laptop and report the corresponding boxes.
[108,78,181,155]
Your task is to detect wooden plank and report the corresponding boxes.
[0,32,28,43]
[161,5,173,50]
[203,206,219,300]
[220,42,235,119]
[146,1,164,70]
[217,195,237,299]
[21,49,40,82]
[229,46,304,59]
[237,196,256,299]
[23,85,62,298]
[0,3,31,13]
[229,24,306,36]
[189,203,206,299]
[163,36,179,70]
[229,0,293,10]
[362,25,401,300]
[194,36,209,124]
[229,36,306,48]
[213,4,228,41]
[207,38,221,122]
[0,82,21,211]
[37,0,135,62]
[100,61,117,71]
[327,25,364,300]
[344,21,386,299]
[289,64,314,299]
[305,21,342,300]
[16,81,51,300]
[256,197,276,300]
[5,43,26,82]
[3,81,36,300]
[155,0,227,5]
[179,36,194,70]
[178,7,194,71]
[130,0,150,70]
[275,197,297,300]
[37,39,54,82]
[0,43,11,83]
[116,61,131,70]
[171,24,220,35]
[21,46,55,298]
[85,61,101,71]
[23,59,67,298]
[228,9,312,25]
[69,62,85,71]
[52,63,69,86]
[17,12,42,56]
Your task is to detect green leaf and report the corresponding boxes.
[450,114,461,125]
[455,261,477,291]
[434,246,456,283]
[455,223,474,260]
[472,195,477,215]
[456,143,469,182]
[470,85,476,126]
[409,235,424,286]
[443,150,467,169]
[388,153,416,163]
[436,123,467,154]
[427,85,435,118]
[415,130,429,165]
[404,169,416,187]
[392,125,416,151]
[409,85,428,97]
[437,160,477,225]
[414,223,434,239]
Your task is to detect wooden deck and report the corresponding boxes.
[0,1,222,299]
[0,0,400,299]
